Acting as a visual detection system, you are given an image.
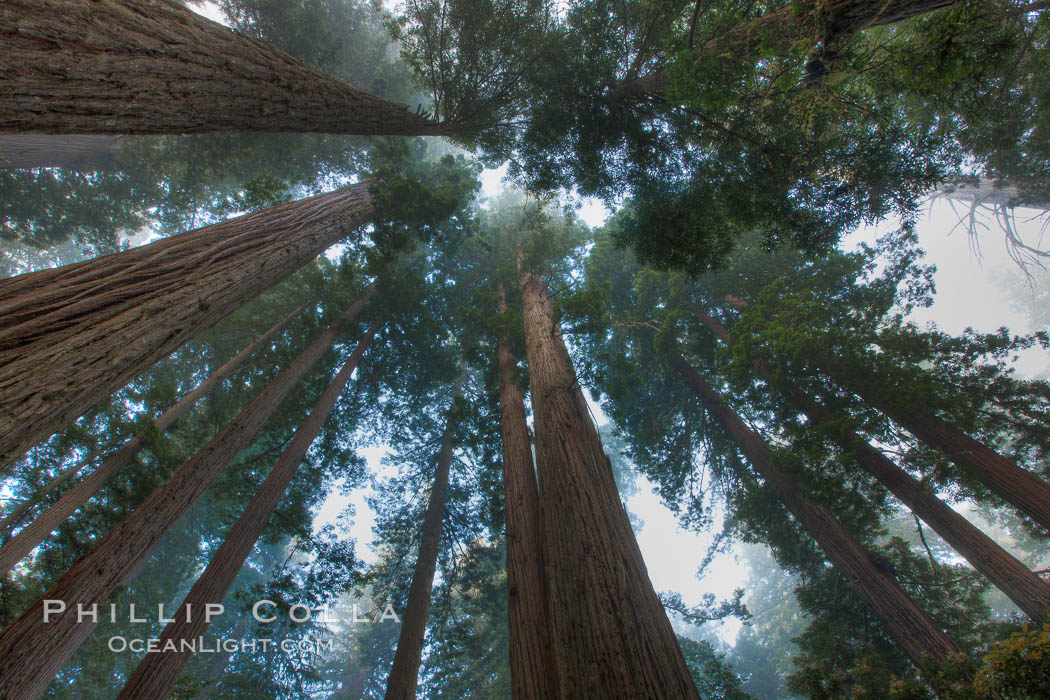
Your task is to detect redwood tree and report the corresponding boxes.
[834,367,1050,533]
[384,371,465,700]
[495,282,557,698]
[0,182,372,467]
[604,0,960,105]
[669,349,964,673]
[0,0,452,136]
[710,233,1050,533]
[0,285,376,699]
[0,303,306,577]
[687,301,1050,623]
[117,319,382,699]
[520,268,699,698]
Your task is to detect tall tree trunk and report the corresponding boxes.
[520,270,698,699]
[117,320,381,700]
[0,303,306,576]
[0,0,451,136]
[384,371,465,700]
[0,286,375,700]
[669,349,963,671]
[718,294,1050,531]
[0,135,121,170]
[858,388,1050,533]
[495,282,557,699]
[786,331,1050,531]
[0,181,372,468]
[0,451,96,537]
[605,0,959,105]
[687,301,1050,622]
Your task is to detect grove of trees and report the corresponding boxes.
[1,0,1049,697]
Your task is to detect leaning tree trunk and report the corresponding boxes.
[384,372,465,700]
[495,283,557,699]
[828,359,1050,533]
[0,135,121,170]
[687,301,1050,623]
[0,0,452,136]
[605,0,959,105]
[0,181,372,468]
[716,294,1050,532]
[520,270,699,699]
[0,303,306,577]
[0,286,375,700]
[0,451,96,537]
[117,320,381,700]
[669,349,963,672]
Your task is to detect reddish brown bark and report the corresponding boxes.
[0,135,121,170]
[670,350,963,670]
[384,372,465,700]
[0,0,451,136]
[0,303,306,577]
[520,271,698,699]
[606,0,959,104]
[0,286,375,699]
[495,283,557,699]
[117,320,381,700]
[688,302,1050,622]
[0,182,372,467]
[868,397,1050,533]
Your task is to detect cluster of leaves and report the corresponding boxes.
[973,621,1050,697]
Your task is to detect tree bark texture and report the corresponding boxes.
[0,303,306,577]
[520,271,699,699]
[605,0,959,104]
[687,302,1050,622]
[670,350,963,670]
[496,283,557,699]
[117,320,381,700]
[0,134,121,169]
[809,350,1050,533]
[0,0,452,136]
[0,286,374,700]
[384,372,465,700]
[0,181,372,468]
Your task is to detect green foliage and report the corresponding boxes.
[607,183,743,274]
[678,635,756,699]
[973,622,1050,698]
[387,0,558,156]
[717,228,1050,526]
[421,542,511,697]
[367,138,481,253]
[786,535,994,697]
[864,2,1050,204]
